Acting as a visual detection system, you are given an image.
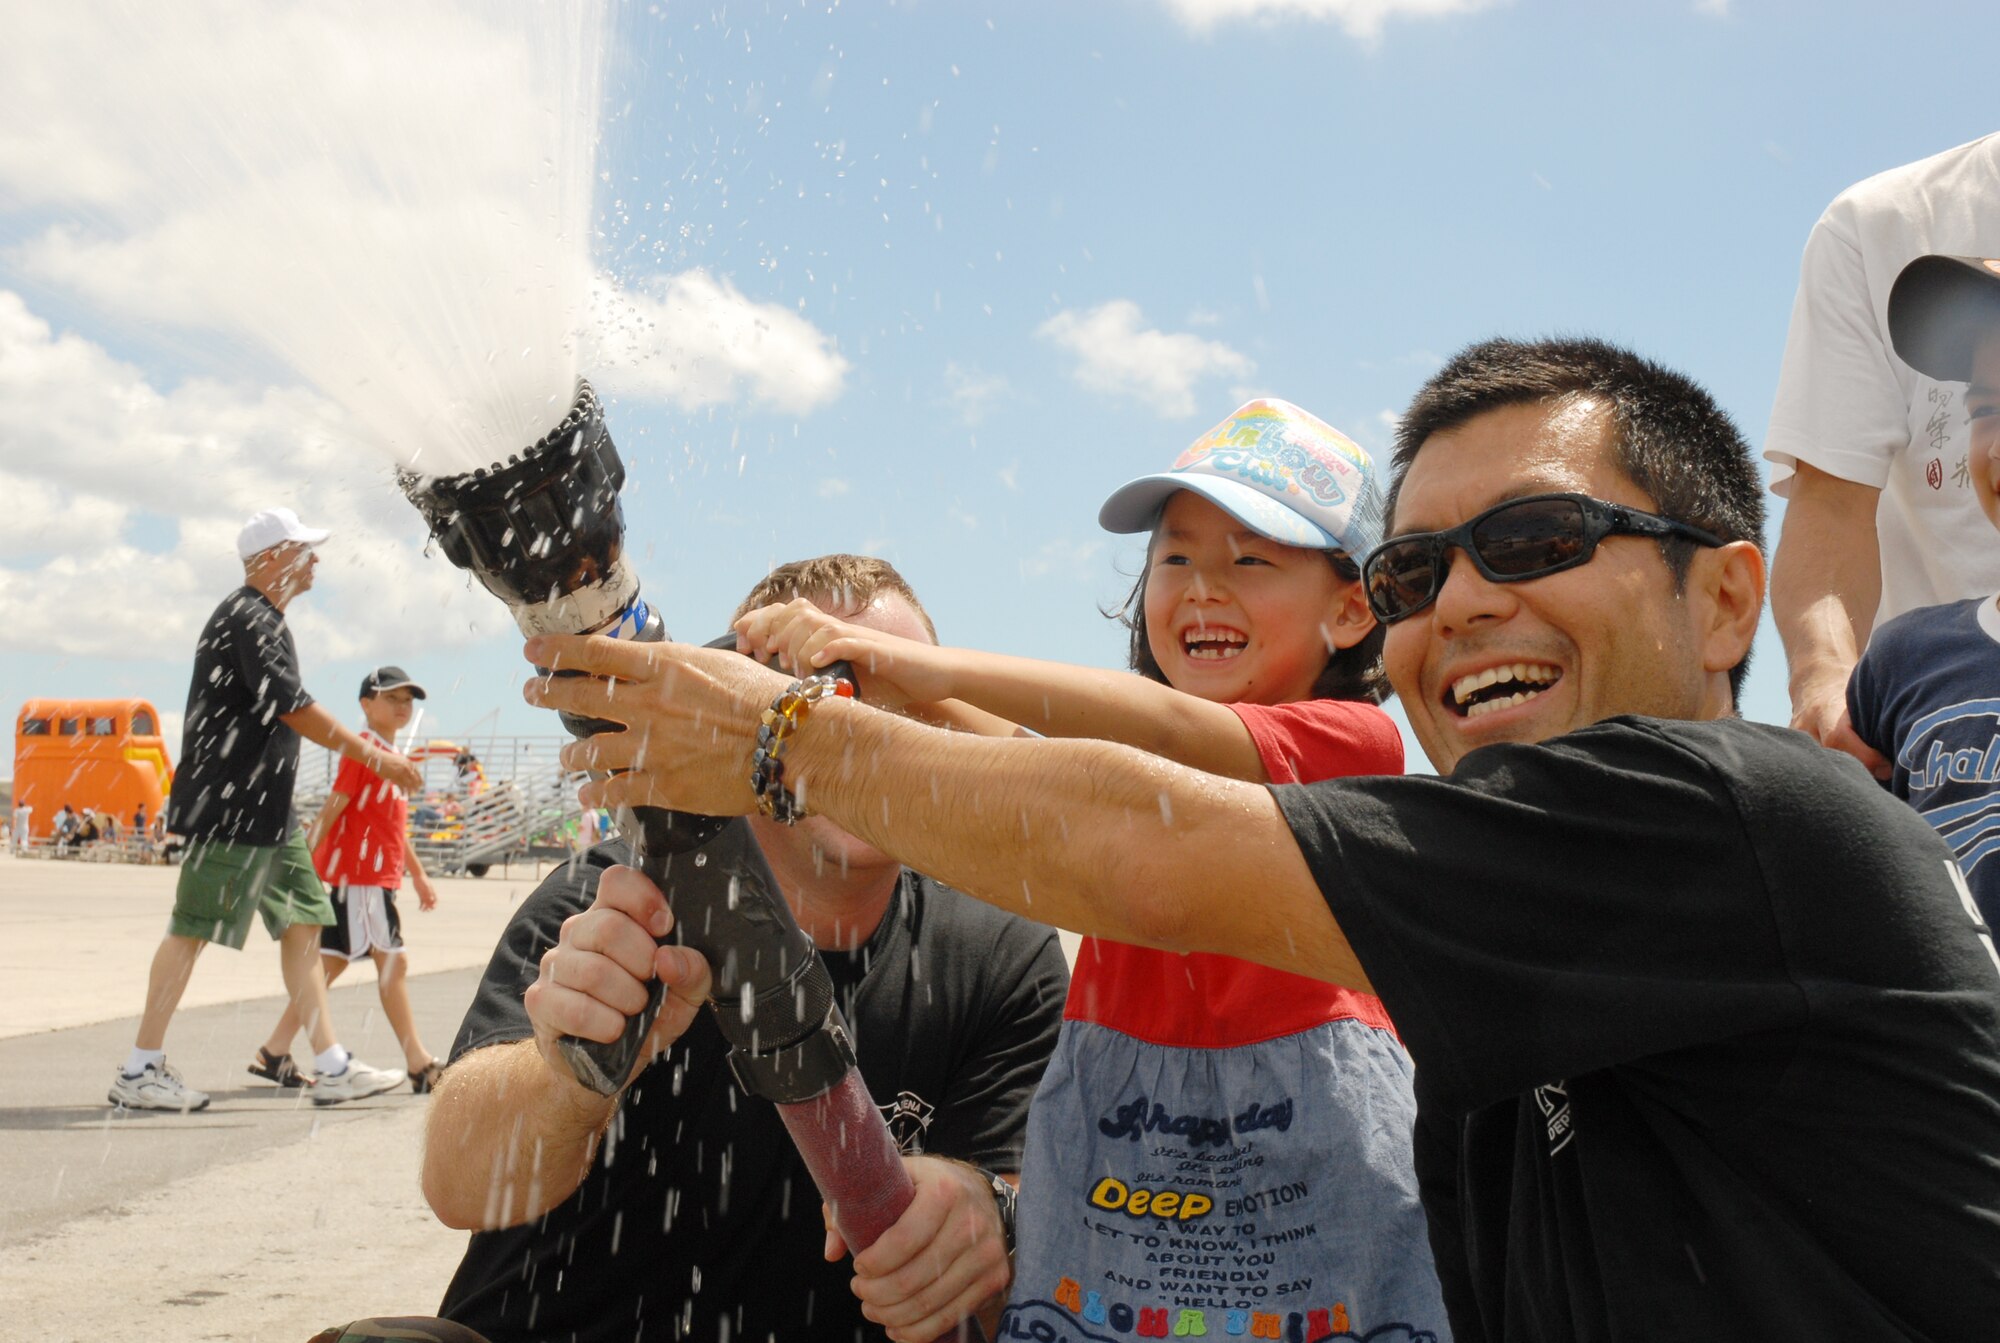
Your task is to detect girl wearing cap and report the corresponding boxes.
[737,400,1447,1343]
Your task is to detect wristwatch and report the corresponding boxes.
[975,1167,1018,1256]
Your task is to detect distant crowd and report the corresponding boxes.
[10,800,170,861]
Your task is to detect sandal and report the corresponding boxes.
[410,1060,444,1095]
[248,1046,310,1088]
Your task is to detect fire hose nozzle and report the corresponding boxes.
[401,378,646,639]
[399,377,718,843]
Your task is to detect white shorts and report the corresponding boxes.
[321,883,405,962]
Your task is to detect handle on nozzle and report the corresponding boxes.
[555,812,835,1097]
[554,978,666,1095]
[554,646,856,1096]
[552,834,981,1343]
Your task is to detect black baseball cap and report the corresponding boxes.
[360,665,428,700]
[1887,254,2000,383]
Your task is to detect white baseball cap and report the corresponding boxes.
[1098,398,1384,555]
[237,507,330,560]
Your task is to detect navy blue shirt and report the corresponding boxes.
[1849,594,2000,929]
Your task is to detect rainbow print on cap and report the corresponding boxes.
[1098,398,1383,555]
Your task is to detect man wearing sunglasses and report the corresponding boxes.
[525,337,2000,1342]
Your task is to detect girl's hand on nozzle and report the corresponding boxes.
[733,599,948,709]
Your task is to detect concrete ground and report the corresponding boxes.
[0,848,1081,1341]
[0,848,547,1342]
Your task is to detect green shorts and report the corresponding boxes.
[169,831,335,949]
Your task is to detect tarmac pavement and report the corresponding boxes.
[0,848,1081,1341]
[0,848,548,1342]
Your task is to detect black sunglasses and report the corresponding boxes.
[1363,492,1726,624]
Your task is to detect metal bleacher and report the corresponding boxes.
[294,733,589,877]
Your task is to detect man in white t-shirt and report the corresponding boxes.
[1765,132,2000,773]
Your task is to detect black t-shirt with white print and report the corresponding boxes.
[1273,716,2000,1343]
[438,838,1069,1343]
[166,585,314,844]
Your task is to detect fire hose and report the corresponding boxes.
[402,381,978,1336]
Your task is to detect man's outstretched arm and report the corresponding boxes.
[280,701,426,793]
[523,636,1368,991]
[736,597,1275,779]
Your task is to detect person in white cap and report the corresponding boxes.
[109,508,425,1112]
[735,399,1449,1342]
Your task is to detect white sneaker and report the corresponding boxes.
[311,1058,405,1106]
[108,1061,210,1113]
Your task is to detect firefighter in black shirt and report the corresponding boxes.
[411,557,1068,1343]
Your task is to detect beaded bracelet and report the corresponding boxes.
[749,674,854,823]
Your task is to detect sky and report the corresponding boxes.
[2,0,1996,777]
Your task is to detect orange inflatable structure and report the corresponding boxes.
[13,698,175,840]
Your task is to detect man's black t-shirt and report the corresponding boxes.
[438,840,1069,1343]
[166,586,314,845]
[1274,717,2000,1343]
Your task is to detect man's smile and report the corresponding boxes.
[1446,662,1564,720]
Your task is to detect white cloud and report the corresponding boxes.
[587,270,849,416]
[943,362,1010,425]
[0,3,846,476]
[0,472,130,559]
[1158,0,1504,42]
[0,4,608,473]
[1038,300,1254,418]
[156,711,185,766]
[1694,0,1731,15]
[0,290,493,663]
[1019,537,1108,580]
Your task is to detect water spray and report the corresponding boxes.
[401,379,934,1274]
